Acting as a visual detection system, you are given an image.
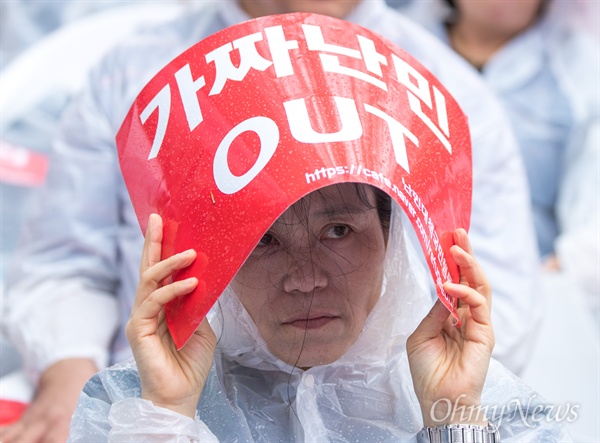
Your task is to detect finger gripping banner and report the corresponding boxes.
[116,12,472,349]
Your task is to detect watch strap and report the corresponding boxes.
[417,422,500,443]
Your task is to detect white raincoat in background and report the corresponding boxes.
[68,204,571,441]
[0,1,110,69]
[401,0,600,303]
[2,0,538,394]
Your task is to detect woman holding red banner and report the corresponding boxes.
[69,184,569,441]
[127,185,498,438]
[65,8,570,442]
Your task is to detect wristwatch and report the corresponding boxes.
[417,423,500,443]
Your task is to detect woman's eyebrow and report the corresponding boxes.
[314,204,374,220]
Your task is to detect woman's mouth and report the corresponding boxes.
[284,316,338,330]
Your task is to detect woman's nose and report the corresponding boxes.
[282,256,328,294]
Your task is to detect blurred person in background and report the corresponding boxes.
[400,0,600,310]
[0,1,192,441]
[1,1,120,69]
[1,0,540,441]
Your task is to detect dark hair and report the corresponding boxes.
[369,185,392,239]
[323,183,392,240]
[444,0,549,15]
[292,183,392,241]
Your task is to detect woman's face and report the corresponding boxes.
[454,0,545,38]
[231,183,387,368]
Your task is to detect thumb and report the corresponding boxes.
[407,299,451,350]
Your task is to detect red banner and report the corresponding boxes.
[0,141,48,187]
[117,13,472,349]
[0,400,27,426]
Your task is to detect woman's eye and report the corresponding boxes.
[324,225,350,239]
[258,233,276,246]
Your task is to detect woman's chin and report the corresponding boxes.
[270,329,354,368]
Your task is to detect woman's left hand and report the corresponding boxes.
[407,228,494,427]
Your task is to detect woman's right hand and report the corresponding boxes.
[126,213,216,418]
